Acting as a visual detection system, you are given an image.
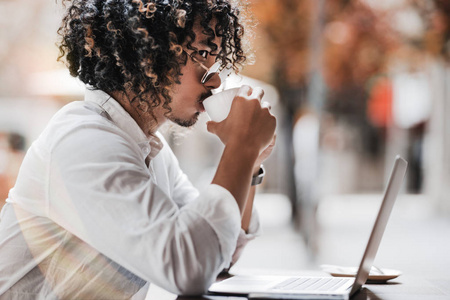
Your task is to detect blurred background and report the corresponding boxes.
[1,0,449,281]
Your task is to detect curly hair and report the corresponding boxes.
[57,0,248,118]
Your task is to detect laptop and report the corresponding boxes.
[208,155,408,300]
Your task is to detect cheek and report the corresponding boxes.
[169,67,201,107]
[175,66,202,94]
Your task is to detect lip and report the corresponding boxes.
[198,101,205,112]
[197,93,210,113]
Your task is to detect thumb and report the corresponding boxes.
[206,121,219,134]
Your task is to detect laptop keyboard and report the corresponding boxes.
[273,277,348,292]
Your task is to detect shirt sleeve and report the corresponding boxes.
[159,133,262,270]
[45,124,242,295]
[228,207,262,270]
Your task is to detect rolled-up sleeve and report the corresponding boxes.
[182,184,241,268]
[229,207,262,269]
[165,140,261,271]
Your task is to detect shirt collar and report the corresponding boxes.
[84,88,164,159]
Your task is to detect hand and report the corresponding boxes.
[206,85,276,156]
[253,134,276,175]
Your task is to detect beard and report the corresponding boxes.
[168,112,200,128]
[167,91,211,127]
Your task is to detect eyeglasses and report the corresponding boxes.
[184,49,233,89]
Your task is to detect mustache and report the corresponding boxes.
[198,91,212,102]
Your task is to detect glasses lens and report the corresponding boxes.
[201,61,233,87]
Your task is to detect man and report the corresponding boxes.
[0,0,276,299]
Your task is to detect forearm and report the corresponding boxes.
[241,161,266,231]
[241,185,255,232]
[208,85,276,216]
[211,142,259,214]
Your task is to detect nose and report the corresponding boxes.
[202,73,222,90]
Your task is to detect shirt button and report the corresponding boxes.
[142,146,150,154]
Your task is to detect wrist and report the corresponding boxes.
[252,165,261,176]
[225,141,259,164]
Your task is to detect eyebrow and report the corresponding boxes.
[198,39,222,54]
[198,39,210,47]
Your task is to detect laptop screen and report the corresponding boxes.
[350,156,408,296]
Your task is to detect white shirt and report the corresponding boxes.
[0,89,260,299]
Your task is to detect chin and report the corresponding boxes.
[170,113,199,128]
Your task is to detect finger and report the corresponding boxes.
[251,86,265,102]
[261,101,272,110]
[238,85,252,97]
[264,135,276,150]
[206,121,219,134]
[269,134,277,147]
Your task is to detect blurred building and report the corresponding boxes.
[0,0,449,243]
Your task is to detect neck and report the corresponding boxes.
[109,90,167,136]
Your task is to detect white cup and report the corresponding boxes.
[203,87,240,122]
